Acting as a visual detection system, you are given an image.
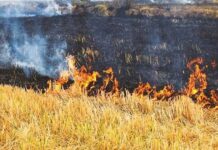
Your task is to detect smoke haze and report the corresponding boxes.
[0,0,209,78]
[0,0,71,77]
[0,0,72,17]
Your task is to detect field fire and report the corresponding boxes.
[47,56,218,108]
[1,0,218,149]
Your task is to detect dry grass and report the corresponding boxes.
[72,3,218,18]
[127,5,218,18]
[0,85,218,149]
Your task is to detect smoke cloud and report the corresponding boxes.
[0,0,203,78]
[0,0,72,78]
[0,0,72,17]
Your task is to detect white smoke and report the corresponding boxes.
[0,0,198,78]
[0,21,68,77]
[0,0,72,17]
[0,0,71,77]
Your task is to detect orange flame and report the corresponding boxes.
[113,78,120,95]
[74,66,101,91]
[134,83,174,100]
[210,90,218,107]
[101,67,114,91]
[183,58,213,107]
[47,71,70,93]
[187,57,203,71]
[47,55,218,108]
[47,56,119,95]
[57,71,70,85]
[134,82,153,96]
[153,85,174,100]
[100,67,120,95]
[184,64,207,97]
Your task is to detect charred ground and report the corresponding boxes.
[1,4,218,91]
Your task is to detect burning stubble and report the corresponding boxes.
[0,1,218,149]
[47,56,218,108]
[0,1,218,108]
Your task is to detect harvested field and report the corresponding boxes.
[0,85,218,149]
